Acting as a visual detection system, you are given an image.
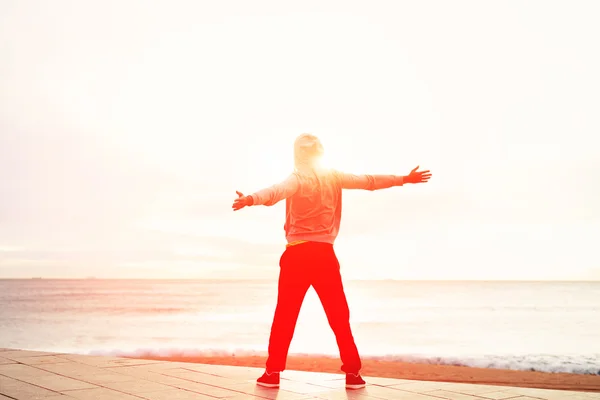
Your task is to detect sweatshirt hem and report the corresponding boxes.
[285,234,336,245]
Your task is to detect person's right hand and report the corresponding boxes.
[232,191,252,211]
[405,166,432,184]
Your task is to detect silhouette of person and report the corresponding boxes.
[232,133,431,389]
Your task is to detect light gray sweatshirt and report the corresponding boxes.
[250,169,404,244]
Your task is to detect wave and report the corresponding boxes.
[83,347,600,376]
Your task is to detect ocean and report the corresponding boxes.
[1,279,599,375]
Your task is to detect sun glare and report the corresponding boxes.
[314,133,365,173]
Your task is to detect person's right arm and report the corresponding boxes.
[248,174,300,206]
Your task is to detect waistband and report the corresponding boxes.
[285,240,333,248]
[286,240,308,248]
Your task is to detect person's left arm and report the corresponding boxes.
[232,174,299,211]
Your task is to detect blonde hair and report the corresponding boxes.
[293,133,324,173]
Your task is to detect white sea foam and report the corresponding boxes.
[81,347,600,376]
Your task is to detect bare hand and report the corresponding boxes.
[405,166,432,184]
[232,191,251,211]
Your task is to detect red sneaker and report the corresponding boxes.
[256,371,280,388]
[346,373,366,389]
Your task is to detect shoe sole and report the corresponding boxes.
[256,382,279,388]
[346,384,366,389]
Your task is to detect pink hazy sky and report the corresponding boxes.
[1,1,599,280]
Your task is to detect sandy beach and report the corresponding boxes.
[128,353,600,393]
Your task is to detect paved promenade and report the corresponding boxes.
[0,349,596,399]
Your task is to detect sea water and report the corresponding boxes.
[1,279,599,375]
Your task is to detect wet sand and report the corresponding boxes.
[128,353,600,392]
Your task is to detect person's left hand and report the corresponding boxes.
[405,166,432,184]
[232,191,251,211]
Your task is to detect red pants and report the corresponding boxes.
[265,241,362,373]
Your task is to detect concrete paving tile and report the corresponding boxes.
[564,395,600,400]
[136,389,217,399]
[219,395,272,400]
[289,379,346,390]
[57,355,126,365]
[159,368,248,385]
[36,362,117,378]
[579,394,600,399]
[0,374,62,399]
[365,377,422,387]
[95,366,154,378]
[12,374,98,392]
[515,398,562,400]
[276,380,334,395]
[510,394,592,400]
[102,379,174,394]
[425,390,483,399]
[393,395,460,400]
[0,363,56,378]
[288,397,325,400]
[562,394,592,399]
[282,371,345,383]
[348,385,445,399]
[93,359,166,368]
[318,387,439,400]
[76,373,138,385]
[61,387,144,400]
[314,390,374,400]
[7,395,65,400]
[441,384,515,396]
[212,371,258,381]
[166,380,248,398]
[488,386,578,399]
[139,374,196,387]
[211,369,263,380]
[99,366,189,386]
[12,356,73,365]
[161,363,214,373]
[0,350,61,360]
[223,383,323,400]
[386,380,455,393]
[172,362,233,370]
[107,366,250,397]
[0,357,16,365]
[57,355,163,369]
[313,393,379,400]
[476,390,525,399]
[175,365,258,381]
[141,361,196,371]
[264,391,332,400]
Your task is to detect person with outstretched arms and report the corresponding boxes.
[232,133,431,389]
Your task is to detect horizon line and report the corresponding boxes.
[0,277,599,282]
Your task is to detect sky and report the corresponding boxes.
[1,0,599,280]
